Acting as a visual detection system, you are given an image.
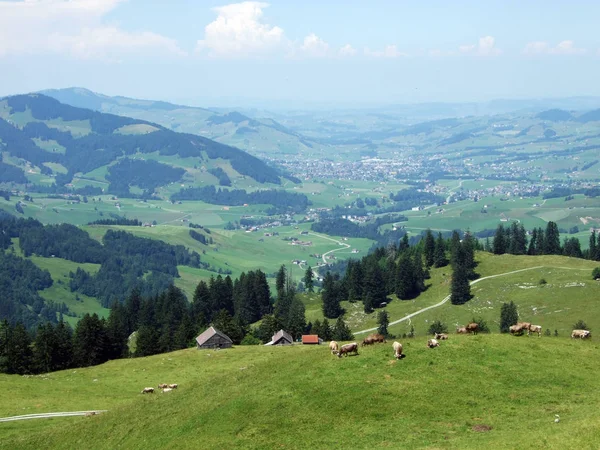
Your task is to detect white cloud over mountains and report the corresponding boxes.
[523,40,586,55]
[0,0,185,60]
[459,36,501,56]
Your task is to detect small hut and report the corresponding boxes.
[264,330,293,346]
[196,326,233,350]
[301,335,322,345]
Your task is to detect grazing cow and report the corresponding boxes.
[509,324,525,335]
[392,341,403,359]
[361,337,375,347]
[370,333,387,343]
[162,388,173,393]
[517,322,531,331]
[337,342,359,358]
[168,384,178,389]
[466,323,479,335]
[571,329,591,339]
[329,341,339,354]
[141,387,155,394]
[528,325,542,337]
[427,338,439,348]
[158,383,168,389]
[434,333,448,340]
[456,327,468,334]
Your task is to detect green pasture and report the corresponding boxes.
[1,335,599,449]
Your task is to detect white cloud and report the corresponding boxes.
[0,0,185,60]
[196,1,285,57]
[523,40,586,55]
[459,36,501,56]
[299,33,329,57]
[365,44,407,58]
[339,44,357,57]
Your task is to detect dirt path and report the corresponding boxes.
[0,410,107,422]
[354,266,546,335]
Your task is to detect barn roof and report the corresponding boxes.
[302,335,320,344]
[195,326,233,346]
[265,329,293,345]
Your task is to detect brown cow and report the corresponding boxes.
[456,327,468,334]
[158,383,168,389]
[571,329,591,339]
[141,387,155,394]
[434,333,448,340]
[370,333,387,343]
[361,337,375,347]
[337,342,359,357]
[527,325,542,337]
[168,384,178,389]
[517,322,531,330]
[509,324,525,335]
[427,338,439,348]
[466,323,479,335]
[392,341,403,359]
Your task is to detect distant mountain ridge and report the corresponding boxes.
[40,88,318,156]
[0,93,287,197]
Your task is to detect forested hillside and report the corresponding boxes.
[0,94,285,196]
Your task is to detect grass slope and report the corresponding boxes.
[1,336,599,449]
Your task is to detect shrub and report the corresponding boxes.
[592,267,600,280]
[240,334,261,345]
[427,320,448,335]
[544,328,551,337]
[573,320,590,331]
[554,329,559,337]
[407,325,415,338]
[539,278,547,285]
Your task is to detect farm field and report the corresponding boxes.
[1,335,599,449]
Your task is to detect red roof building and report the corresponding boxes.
[301,335,322,345]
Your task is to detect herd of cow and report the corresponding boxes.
[327,321,592,361]
[141,383,178,394]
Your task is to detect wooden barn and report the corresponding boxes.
[264,329,293,346]
[301,335,322,345]
[196,326,233,350]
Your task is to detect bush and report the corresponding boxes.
[427,320,448,335]
[592,267,600,280]
[471,317,490,333]
[554,329,559,337]
[539,278,547,285]
[240,334,261,345]
[573,320,590,331]
[407,325,415,338]
[544,328,551,337]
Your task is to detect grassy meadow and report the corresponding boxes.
[1,335,599,449]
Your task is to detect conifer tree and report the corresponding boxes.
[377,310,390,337]
[500,301,519,333]
[5,323,33,375]
[493,224,506,255]
[73,313,109,367]
[544,221,561,255]
[590,231,598,261]
[286,295,307,341]
[192,280,211,324]
[434,232,448,268]
[332,316,354,341]
[257,315,282,343]
[363,262,387,311]
[346,260,364,302]
[423,229,435,268]
[395,253,415,300]
[321,272,342,318]
[33,323,56,374]
[303,266,314,293]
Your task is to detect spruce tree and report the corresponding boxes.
[499,301,519,333]
[423,229,435,268]
[450,256,471,305]
[192,280,211,324]
[346,260,364,302]
[286,296,307,341]
[493,224,506,255]
[332,317,354,341]
[363,262,387,310]
[377,310,390,337]
[321,272,342,318]
[73,313,109,367]
[257,315,282,343]
[5,323,33,375]
[395,252,415,300]
[590,231,599,261]
[33,323,56,374]
[449,230,461,266]
[321,318,333,341]
[433,232,448,268]
[276,265,287,297]
[544,221,561,255]
[303,266,314,293]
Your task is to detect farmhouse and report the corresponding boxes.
[302,335,322,345]
[195,327,233,350]
[264,330,294,346]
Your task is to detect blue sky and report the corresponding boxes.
[1,0,599,108]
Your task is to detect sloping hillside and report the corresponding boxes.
[41,88,319,156]
[1,335,599,449]
[0,94,285,197]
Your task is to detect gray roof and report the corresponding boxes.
[264,329,293,346]
[195,326,233,346]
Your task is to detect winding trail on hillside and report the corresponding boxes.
[307,232,351,265]
[354,266,547,335]
[0,410,107,422]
